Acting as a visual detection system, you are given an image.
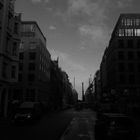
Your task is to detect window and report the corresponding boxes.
[21,24,35,37]
[119,74,125,84]
[22,24,35,32]
[118,29,124,36]
[118,51,124,60]
[14,22,18,34]
[12,42,18,56]
[2,62,7,78]
[19,42,24,49]
[135,19,140,26]
[118,63,125,72]
[19,63,23,71]
[134,29,140,36]
[19,52,24,59]
[126,19,132,26]
[118,39,124,48]
[28,73,35,81]
[26,89,35,101]
[128,63,134,72]
[18,73,22,82]
[127,39,133,48]
[137,39,140,48]
[29,42,36,49]
[125,29,133,36]
[137,52,140,59]
[128,51,134,60]
[7,12,11,30]
[28,63,35,70]
[29,52,36,60]
[121,19,124,25]
[129,74,135,84]
[11,65,16,79]
[5,37,10,53]
[138,64,140,72]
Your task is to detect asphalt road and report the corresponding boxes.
[60,109,96,140]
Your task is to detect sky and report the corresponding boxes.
[15,0,140,99]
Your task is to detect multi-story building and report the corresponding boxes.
[100,13,140,110]
[62,71,77,106]
[18,21,51,108]
[50,60,64,110]
[0,0,21,117]
[94,70,101,102]
[50,59,77,110]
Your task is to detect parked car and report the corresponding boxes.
[12,102,42,125]
[95,113,137,140]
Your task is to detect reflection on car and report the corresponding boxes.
[95,113,137,140]
[13,109,34,124]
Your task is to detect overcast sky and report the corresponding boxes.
[15,0,140,99]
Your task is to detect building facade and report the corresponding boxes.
[50,60,77,110]
[50,60,64,110]
[100,13,140,112]
[0,0,21,117]
[18,21,51,108]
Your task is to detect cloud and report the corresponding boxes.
[79,24,110,48]
[62,0,133,50]
[115,0,133,8]
[49,25,56,30]
[80,45,86,50]
[67,0,106,20]
[31,0,42,3]
[54,0,133,25]
[68,0,92,16]
[31,0,49,3]
[44,0,49,3]
[66,0,110,51]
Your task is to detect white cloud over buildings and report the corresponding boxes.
[49,25,56,30]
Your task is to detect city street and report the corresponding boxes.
[1,1,140,140]
[1,107,140,140]
[60,109,96,140]
[0,109,96,140]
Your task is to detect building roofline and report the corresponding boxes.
[21,21,46,42]
[120,13,140,17]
